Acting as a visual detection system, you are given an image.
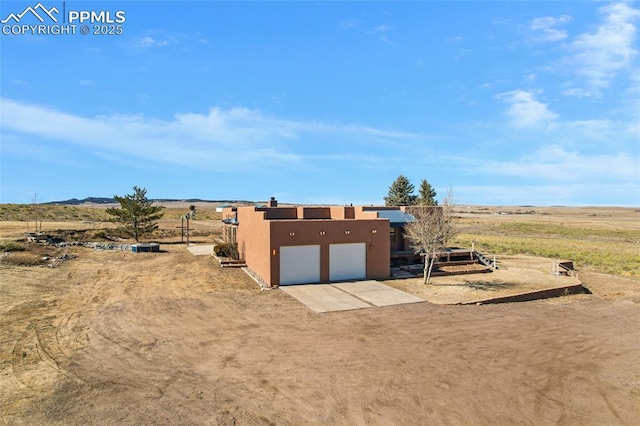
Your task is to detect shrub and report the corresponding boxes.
[214,242,239,259]
[2,252,44,266]
[92,229,110,240]
[0,241,26,252]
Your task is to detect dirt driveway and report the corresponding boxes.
[1,245,639,425]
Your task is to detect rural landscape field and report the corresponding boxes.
[1,202,639,425]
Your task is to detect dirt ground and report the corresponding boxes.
[1,206,639,425]
[0,245,638,425]
[385,255,585,305]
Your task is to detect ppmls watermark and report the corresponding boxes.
[1,2,126,36]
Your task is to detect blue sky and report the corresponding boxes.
[1,1,639,206]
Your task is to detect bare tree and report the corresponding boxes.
[404,189,456,284]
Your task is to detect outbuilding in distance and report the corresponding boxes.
[216,204,232,213]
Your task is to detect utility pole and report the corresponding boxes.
[184,214,190,245]
[32,192,41,232]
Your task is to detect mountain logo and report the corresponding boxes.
[1,2,59,24]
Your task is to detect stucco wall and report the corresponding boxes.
[329,206,355,219]
[236,208,271,284]
[221,206,236,221]
[269,218,390,285]
[233,205,400,286]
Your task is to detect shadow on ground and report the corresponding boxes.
[437,280,518,292]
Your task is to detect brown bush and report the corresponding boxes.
[214,242,238,259]
[2,252,45,266]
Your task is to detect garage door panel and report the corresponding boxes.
[330,243,366,282]
[280,245,321,285]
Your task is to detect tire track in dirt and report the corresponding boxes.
[11,320,87,391]
[64,292,278,425]
[8,252,119,395]
[2,249,132,421]
[4,243,639,424]
[56,311,90,360]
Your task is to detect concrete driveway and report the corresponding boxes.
[187,244,215,256]
[332,280,425,307]
[280,280,424,313]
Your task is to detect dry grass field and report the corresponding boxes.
[0,203,639,425]
[452,206,640,277]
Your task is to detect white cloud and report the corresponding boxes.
[559,119,615,141]
[11,78,29,87]
[194,31,208,44]
[0,98,414,172]
[529,15,571,42]
[567,2,640,92]
[456,182,639,206]
[439,124,640,203]
[496,89,558,127]
[136,36,170,48]
[561,87,601,98]
[372,24,390,32]
[339,19,361,30]
[624,68,640,121]
[366,23,393,44]
[501,145,638,181]
[437,109,638,203]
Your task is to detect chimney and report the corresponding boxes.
[268,197,278,208]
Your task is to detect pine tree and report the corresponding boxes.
[106,186,164,242]
[384,175,417,206]
[418,179,438,206]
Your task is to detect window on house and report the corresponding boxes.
[390,228,396,244]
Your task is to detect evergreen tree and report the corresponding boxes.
[418,179,438,206]
[106,186,164,242]
[384,175,417,206]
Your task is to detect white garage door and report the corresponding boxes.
[280,245,321,285]
[329,243,366,282]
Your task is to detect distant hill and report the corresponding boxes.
[44,197,255,205]
[154,199,254,204]
[44,197,115,205]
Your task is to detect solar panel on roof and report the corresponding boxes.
[372,210,415,225]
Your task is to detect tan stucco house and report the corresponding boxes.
[221,198,416,287]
